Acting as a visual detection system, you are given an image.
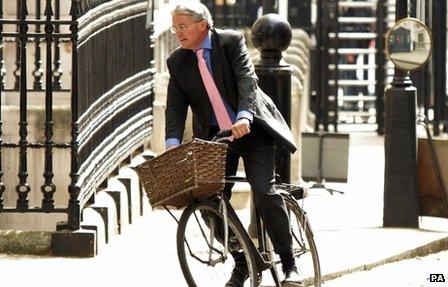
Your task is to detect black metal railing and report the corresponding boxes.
[375,0,386,135]
[409,0,447,136]
[1,0,67,93]
[431,0,447,135]
[0,0,154,230]
[311,0,437,135]
[0,0,74,213]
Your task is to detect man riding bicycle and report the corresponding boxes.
[165,2,302,286]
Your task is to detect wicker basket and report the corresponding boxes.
[136,139,228,208]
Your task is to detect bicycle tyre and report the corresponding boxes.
[283,195,322,287]
[177,200,258,287]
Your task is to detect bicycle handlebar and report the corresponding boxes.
[211,129,232,142]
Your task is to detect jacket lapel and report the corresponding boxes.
[180,50,212,119]
[181,50,208,98]
[210,30,230,103]
[181,50,202,85]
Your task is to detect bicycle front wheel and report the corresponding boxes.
[177,200,258,287]
[283,196,322,287]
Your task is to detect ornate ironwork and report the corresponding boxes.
[33,0,43,90]
[13,0,21,90]
[52,0,62,90]
[0,0,155,229]
[41,0,56,211]
[68,0,80,229]
[16,0,30,211]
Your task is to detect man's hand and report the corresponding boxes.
[231,118,251,139]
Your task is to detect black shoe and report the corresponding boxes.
[282,267,303,287]
[225,253,249,287]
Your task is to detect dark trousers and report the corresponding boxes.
[210,124,294,260]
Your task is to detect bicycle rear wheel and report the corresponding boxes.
[177,200,258,287]
[283,196,322,287]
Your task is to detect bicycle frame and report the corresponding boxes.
[175,180,310,273]
[223,175,277,270]
[218,195,272,273]
[218,180,312,287]
[169,173,318,286]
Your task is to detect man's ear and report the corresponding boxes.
[199,20,208,31]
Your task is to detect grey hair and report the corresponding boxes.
[171,2,214,28]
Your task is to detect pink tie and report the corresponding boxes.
[196,49,233,132]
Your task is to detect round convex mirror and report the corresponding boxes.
[386,18,432,71]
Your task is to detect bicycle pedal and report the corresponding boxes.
[228,236,242,253]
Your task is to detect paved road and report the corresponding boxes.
[322,250,448,287]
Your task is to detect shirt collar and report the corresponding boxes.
[195,30,212,51]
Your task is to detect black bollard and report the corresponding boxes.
[383,0,419,228]
[383,76,419,227]
[251,14,293,183]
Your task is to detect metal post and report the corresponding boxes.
[16,0,30,211]
[68,0,81,230]
[149,0,155,117]
[331,0,339,131]
[314,0,325,130]
[409,0,422,109]
[320,1,330,131]
[52,0,62,90]
[42,0,55,211]
[423,0,431,120]
[288,0,311,31]
[251,14,292,183]
[32,0,43,90]
[13,0,20,90]
[246,0,259,26]
[375,0,385,135]
[383,0,419,227]
[262,0,276,14]
[432,0,447,134]
[223,0,228,26]
[0,0,4,209]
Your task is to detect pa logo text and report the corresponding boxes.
[428,274,446,283]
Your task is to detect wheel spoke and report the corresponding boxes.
[177,202,258,286]
[284,196,322,287]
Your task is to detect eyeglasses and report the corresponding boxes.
[170,20,203,34]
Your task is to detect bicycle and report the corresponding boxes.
[165,131,322,287]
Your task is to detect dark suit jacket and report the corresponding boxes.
[165,28,297,153]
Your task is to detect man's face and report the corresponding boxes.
[172,14,208,50]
